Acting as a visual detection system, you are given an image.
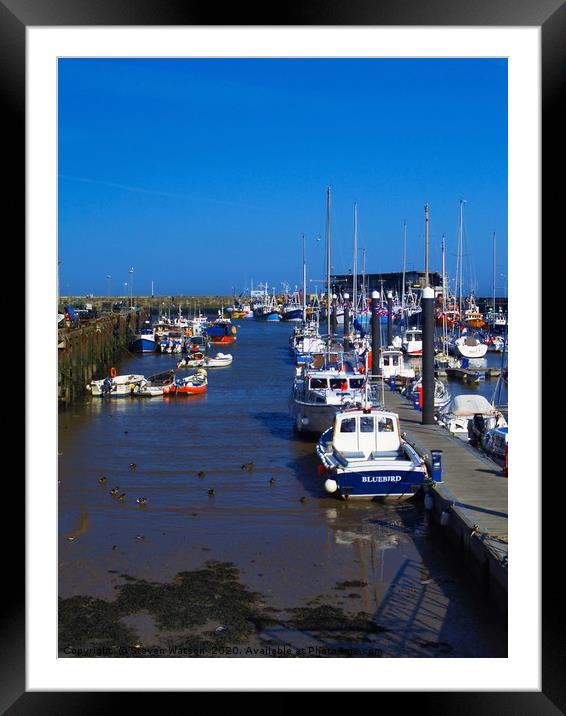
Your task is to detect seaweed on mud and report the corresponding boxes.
[334,580,368,590]
[286,604,386,637]
[59,561,275,652]
[58,595,136,648]
[59,561,385,655]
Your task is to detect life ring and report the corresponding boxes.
[359,364,365,374]
[110,367,117,378]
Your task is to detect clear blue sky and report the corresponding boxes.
[58,58,508,297]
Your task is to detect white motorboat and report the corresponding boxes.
[86,373,146,397]
[205,353,233,367]
[438,394,507,440]
[402,328,422,356]
[379,347,416,382]
[316,406,429,499]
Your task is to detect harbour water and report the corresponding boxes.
[59,320,507,657]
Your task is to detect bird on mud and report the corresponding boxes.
[136,497,148,506]
[98,476,108,485]
[208,488,215,497]
[269,478,276,486]
[241,461,255,472]
[110,487,120,496]
[118,493,126,502]
[299,496,307,504]
[197,471,205,478]
[129,463,137,470]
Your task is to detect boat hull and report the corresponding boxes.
[254,312,281,322]
[130,337,157,353]
[290,399,339,434]
[326,467,428,499]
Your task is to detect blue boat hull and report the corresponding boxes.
[254,312,281,321]
[281,308,303,321]
[130,337,157,353]
[333,468,427,499]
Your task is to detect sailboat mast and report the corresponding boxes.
[402,221,407,319]
[326,187,331,342]
[353,203,358,317]
[302,233,307,323]
[492,231,496,323]
[457,200,465,318]
[442,234,447,352]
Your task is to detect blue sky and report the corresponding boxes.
[58,58,507,297]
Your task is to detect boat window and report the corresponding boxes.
[329,378,346,390]
[378,417,395,432]
[349,378,363,389]
[392,356,399,366]
[310,378,328,390]
[340,418,356,433]
[383,356,390,366]
[360,416,374,433]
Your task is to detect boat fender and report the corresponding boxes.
[110,367,117,378]
[324,478,338,494]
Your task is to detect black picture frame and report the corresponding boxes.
[9,0,561,709]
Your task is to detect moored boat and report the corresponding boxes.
[316,406,429,499]
[163,368,208,396]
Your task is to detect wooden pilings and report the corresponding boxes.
[58,311,146,407]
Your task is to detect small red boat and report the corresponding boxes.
[163,369,207,395]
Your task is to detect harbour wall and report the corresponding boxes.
[58,311,147,407]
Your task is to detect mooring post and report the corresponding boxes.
[422,285,435,424]
[371,290,381,380]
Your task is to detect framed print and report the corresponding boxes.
[6,0,562,708]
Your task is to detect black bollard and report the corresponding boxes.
[422,286,435,424]
[371,290,381,379]
[387,291,393,347]
[343,292,350,351]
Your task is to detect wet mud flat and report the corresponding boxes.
[58,321,507,658]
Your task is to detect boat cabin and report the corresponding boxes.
[308,374,365,392]
[331,409,402,461]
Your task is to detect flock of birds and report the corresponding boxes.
[65,459,308,542]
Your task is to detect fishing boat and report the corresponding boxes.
[129,323,157,353]
[463,304,486,329]
[205,352,233,367]
[163,369,208,396]
[379,347,416,383]
[206,321,237,344]
[316,406,429,499]
[290,364,375,434]
[86,372,146,397]
[402,327,423,356]
[437,394,507,440]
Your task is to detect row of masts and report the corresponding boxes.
[298,190,501,339]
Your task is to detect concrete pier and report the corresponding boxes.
[384,386,508,613]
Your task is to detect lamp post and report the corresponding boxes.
[128,267,134,310]
[106,274,112,297]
